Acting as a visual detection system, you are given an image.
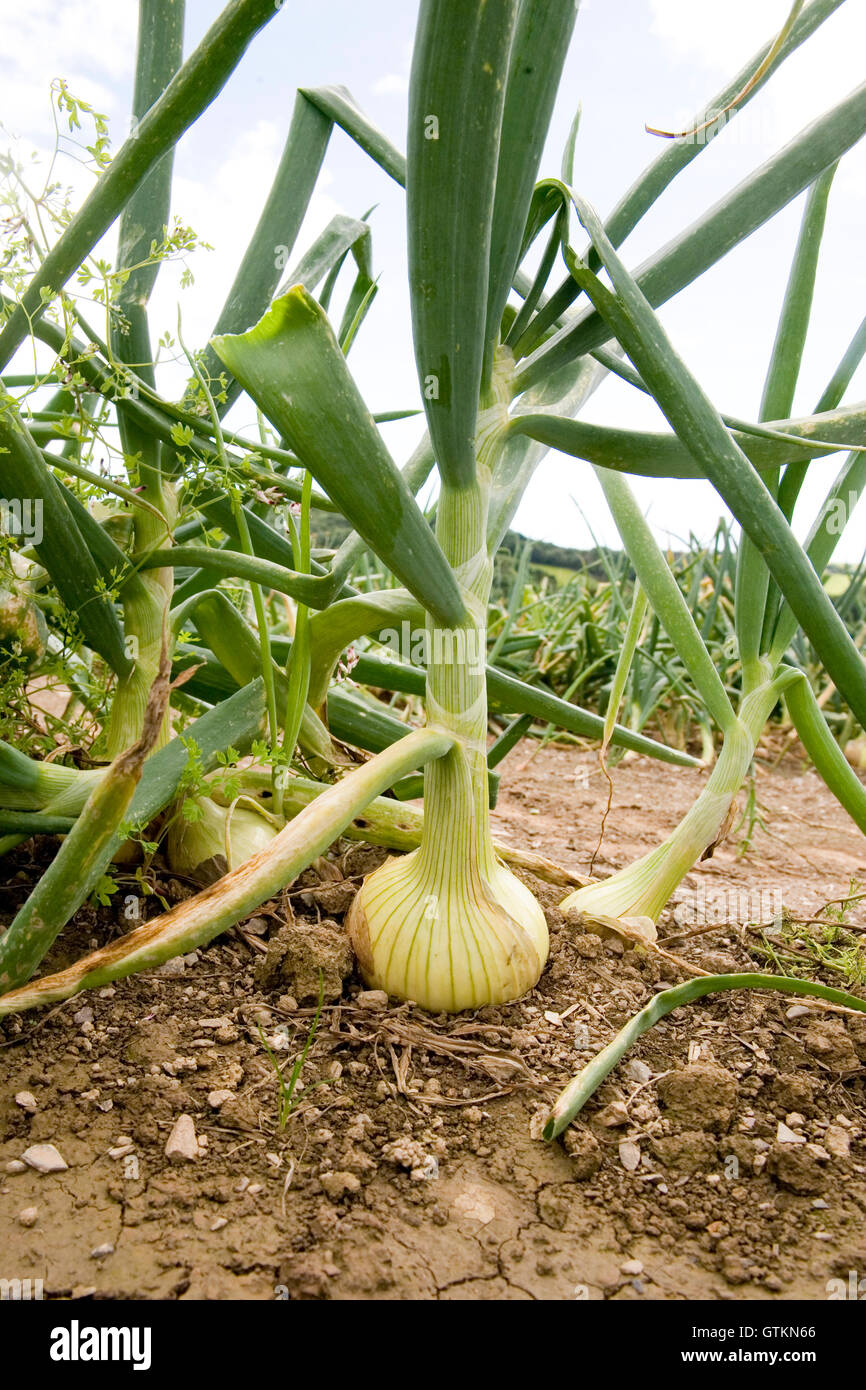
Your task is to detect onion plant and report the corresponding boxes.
[0,0,865,1020]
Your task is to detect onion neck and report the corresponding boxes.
[562,681,781,923]
[417,477,496,883]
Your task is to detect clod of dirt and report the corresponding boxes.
[255,915,353,1002]
[319,1171,360,1199]
[21,1143,68,1173]
[656,1062,738,1133]
[562,1126,602,1178]
[771,1072,819,1113]
[650,1131,718,1174]
[769,1142,827,1194]
[802,1019,861,1073]
[164,1114,200,1163]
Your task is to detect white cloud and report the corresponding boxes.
[0,0,135,136]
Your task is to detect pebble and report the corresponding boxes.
[73,1006,94,1026]
[14,1091,37,1113]
[210,1217,228,1232]
[164,1114,200,1163]
[619,1139,641,1172]
[776,1122,806,1145]
[18,1206,38,1228]
[154,957,186,977]
[21,1143,68,1174]
[207,1089,235,1109]
[624,1059,652,1084]
[90,1244,114,1259]
[5,1160,27,1174]
[354,990,388,1010]
[107,1143,135,1160]
[786,1005,810,1020]
[620,1259,643,1276]
[823,1125,851,1159]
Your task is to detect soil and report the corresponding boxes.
[2,743,865,1302]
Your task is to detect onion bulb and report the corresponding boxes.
[347,848,548,1012]
[166,794,280,882]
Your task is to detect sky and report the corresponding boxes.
[2,0,866,559]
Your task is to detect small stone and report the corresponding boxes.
[21,1143,68,1174]
[823,1125,851,1159]
[5,1160,27,1174]
[247,1183,264,1196]
[244,916,269,936]
[207,1089,234,1109]
[786,1005,810,1020]
[597,1101,630,1128]
[776,1122,806,1145]
[785,1112,806,1129]
[624,1059,652,1084]
[319,1171,361,1199]
[619,1139,641,1171]
[73,1006,94,1025]
[210,1217,228,1232]
[18,1206,38,1228]
[154,957,186,976]
[107,1143,135,1160]
[355,989,388,1010]
[90,1244,114,1259]
[164,1113,200,1163]
[14,1091,37,1113]
[621,1259,643,1276]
